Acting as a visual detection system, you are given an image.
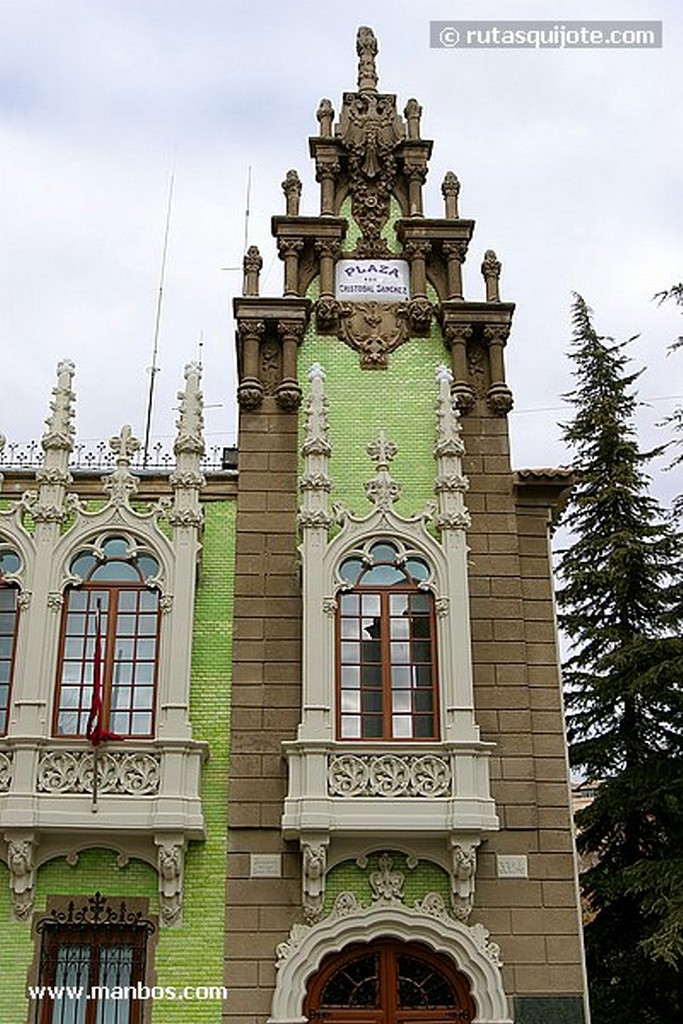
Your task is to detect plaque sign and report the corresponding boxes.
[335,259,410,302]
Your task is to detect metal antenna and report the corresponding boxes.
[197,330,204,369]
[143,170,175,468]
[222,166,253,273]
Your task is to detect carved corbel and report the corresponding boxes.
[5,833,37,921]
[449,839,479,921]
[155,835,186,928]
[301,839,328,922]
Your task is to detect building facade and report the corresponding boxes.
[226,26,588,1024]
[0,25,589,1024]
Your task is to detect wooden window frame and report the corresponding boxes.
[0,580,19,737]
[53,575,160,740]
[336,581,439,743]
[304,939,476,1022]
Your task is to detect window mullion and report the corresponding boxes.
[380,590,392,739]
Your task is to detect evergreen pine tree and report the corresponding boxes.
[556,294,683,1024]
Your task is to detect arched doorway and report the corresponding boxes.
[304,939,476,1024]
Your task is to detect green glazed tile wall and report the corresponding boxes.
[0,499,236,1023]
[324,851,451,915]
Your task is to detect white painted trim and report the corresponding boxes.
[269,903,512,1024]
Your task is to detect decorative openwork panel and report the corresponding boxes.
[37,750,161,795]
[328,753,452,798]
[337,542,437,740]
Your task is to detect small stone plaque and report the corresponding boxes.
[250,854,282,878]
[496,854,529,878]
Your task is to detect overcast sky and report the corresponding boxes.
[1,0,681,501]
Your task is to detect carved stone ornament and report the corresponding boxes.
[156,837,185,928]
[369,852,407,904]
[36,750,161,795]
[237,381,264,410]
[302,841,328,922]
[338,28,405,256]
[102,425,140,506]
[407,297,433,334]
[0,751,13,792]
[261,338,281,396]
[338,301,410,369]
[316,296,341,331]
[173,362,205,457]
[275,382,303,412]
[6,835,36,921]
[328,753,452,798]
[316,97,334,135]
[451,843,478,921]
[486,383,514,416]
[364,432,401,510]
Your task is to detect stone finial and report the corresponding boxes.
[357,26,378,92]
[243,245,262,297]
[102,425,140,505]
[481,249,502,302]
[174,363,205,457]
[404,98,422,140]
[43,358,76,452]
[365,431,401,510]
[282,169,302,216]
[441,172,461,219]
[316,98,334,137]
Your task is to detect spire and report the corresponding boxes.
[356,26,378,92]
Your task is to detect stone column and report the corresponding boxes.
[242,246,262,297]
[278,238,304,296]
[445,325,474,413]
[237,320,265,410]
[282,170,302,217]
[481,249,502,302]
[276,320,304,411]
[442,172,461,219]
[443,241,468,301]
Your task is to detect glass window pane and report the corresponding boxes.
[133,687,154,709]
[362,640,382,663]
[112,686,132,710]
[415,690,434,712]
[410,593,430,613]
[0,637,12,659]
[0,613,14,633]
[393,716,412,738]
[66,613,86,636]
[139,590,158,611]
[392,691,411,712]
[413,641,432,663]
[102,538,130,558]
[405,558,430,581]
[0,590,16,611]
[369,543,398,562]
[137,555,159,579]
[390,617,409,639]
[118,591,137,612]
[133,663,154,685]
[390,593,409,615]
[113,662,133,685]
[415,665,433,687]
[341,691,360,713]
[109,711,129,733]
[60,687,81,708]
[138,615,158,636]
[115,615,136,636]
[340,593,359,614]
[341,666,360,688]
[361,594,380,616]
[341,642,360,663]
[61,663,83,684]
[341,618,360,639]
[392,666,411,688]
[412,615,430,639]
[340,559,363,584]
[415,715,435,738]
[341,716,361,738]
[64,638,84,660]
[0,664,9,684]
[362,690,382,712]
[131,712,152,735]
[361,564,404,586]
[361,664,382,687]
[91,562,139,582]
[0,551,21,575]
[362,716,383,738]
[391,642,410,664]
[136,638,157,661]
[57,711,79,735]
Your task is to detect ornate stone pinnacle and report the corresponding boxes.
[103,425,140,505]
[308,363,326,382]
[357,26,378,92]
[282,169,302,216]
[436,364,453,385]
[174,363,205,457]
[43,358,76,452]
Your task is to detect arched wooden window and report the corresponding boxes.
[337,542,438,740]
[53,537,161,738]
[304,940,476,1022]
[0,548,21,736]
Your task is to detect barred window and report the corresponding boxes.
[0,548,21,736]
[337,542,438,740]
[53,538,160,738]
[35,893,155,1024]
